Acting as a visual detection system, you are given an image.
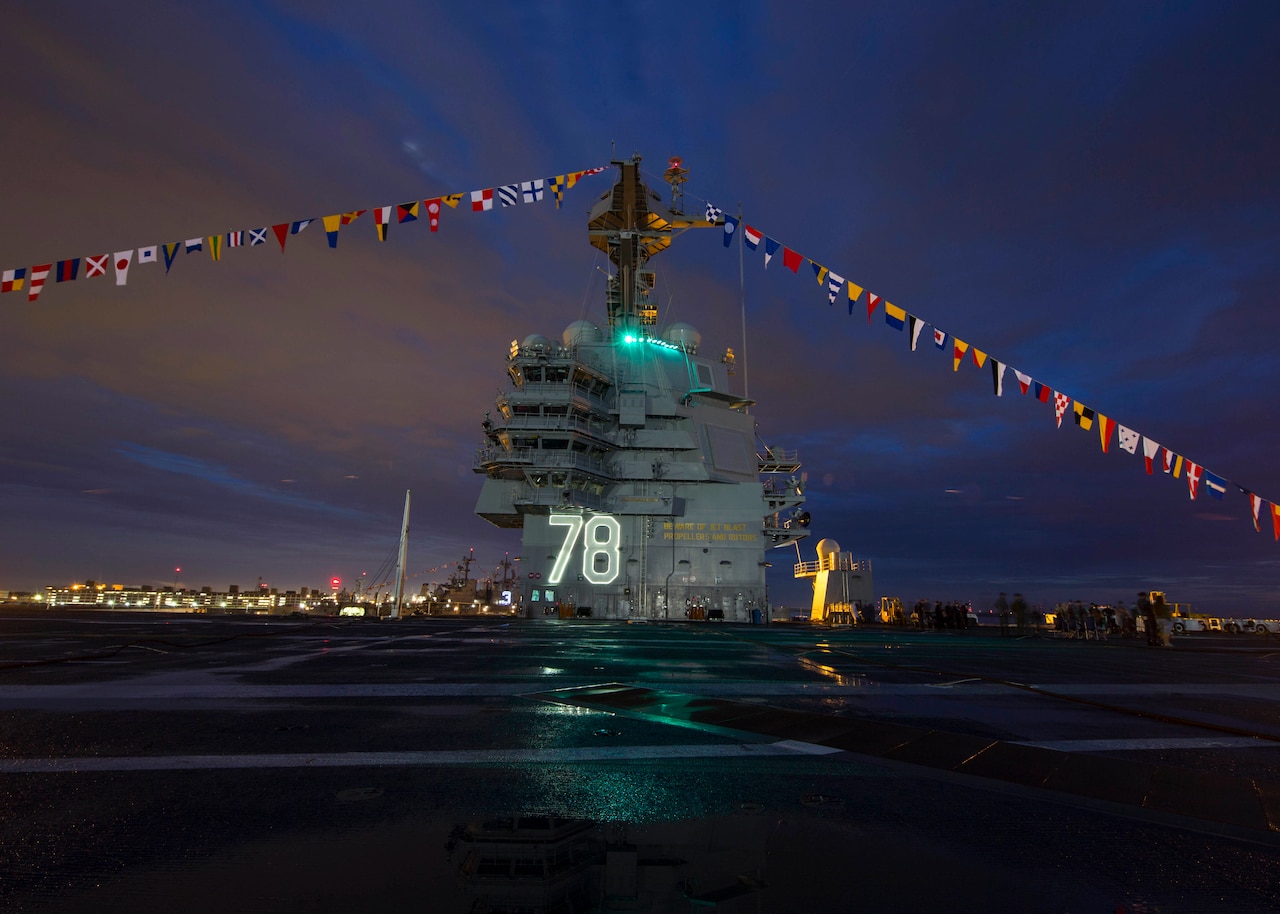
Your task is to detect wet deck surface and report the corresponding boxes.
[2,613,1279,912]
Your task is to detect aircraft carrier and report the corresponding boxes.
[473,156,819,621]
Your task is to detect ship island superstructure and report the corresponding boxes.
[473,156,810,621]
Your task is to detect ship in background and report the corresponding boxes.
[473,155,850,621]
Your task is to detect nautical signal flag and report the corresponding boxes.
[991,359,1006,396]
[272,224,290,252]
[163,243,181,272]
[138,245,158,264]
[249,228,268,246]
[952,339,969,371]
[1034,381,1051,402]
[1143,438,1160,474]
[207,235,222,261]
[1014,370,1032,395]
[113,250,133,285]
[1247,491,1264,531]
[1186,461,1202,499]
[291,219,314,235]
[743,225,762,250]
[85,255,108,278]
[374,206,392,241]
[397,201,419,224]
[844,281,865,317]
[441,193,464,209]
[826,272,844,305]
[1073,402,1095,431]
[1203,470,1227,500]
[548,177,566,207]
[866,292,881,325]
[1054,392,1070,427]
[782,246,802,273]
[56,258,80,282]
[764,238,780,268]
[1273,503,1280,541]
[323,215,342,248]
[1,267,26,293]
[908,315,926,350]
[1097,414,1115,452]
[811,261,828,286]
[724,214,738,247]
[1164,449,1183,477]
[27,264,51,302]
[498,184,519,207]
[425,199,441,231]
[185,238,203,254]
[1117,425,1140,454]
[521,180,544,203]
[884,302,907,330]
[971,347,988,369]
[934,328,947,350]
[471,189,494,212]
[227,231,244,248]
[341,210,365,225]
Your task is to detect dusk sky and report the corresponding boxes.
[2,2,1278,614]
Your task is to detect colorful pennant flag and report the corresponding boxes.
[764,238,780,268]
[1013,370,1032,395]
[227,231,244,248]
[548,177,565,207]
[1,267,26,293]
[782,247,802,273]
[424,198,441,231]
[56,258,80,282]
[1203,471,1226,500]
[743,225,762,251]
[992,359,1006,396]
[272,224,290,252]
[860,292,878,325]
[566,170,584,188]
[341,210,365,225]
[138,245,158,264]
[724,214,738,247]
[705,202,723,223]
[1142,438,1160,474]
[114,250,133,285]
[521,180,544,203]
[970,347,988,369]
[85,255,108,278]
[1186,461,1202,499]
[27,264,51,302]
[1245,490,1263,531]
[1034,381,1051,402]
[498,184,519,207]
[952,339,969,371]
[471,189,494,212]
[847,281,864,316]
[185,238,203,254]
[1073,402,1095,431]
[1164,450,1183,477]
[163,243,181,272]
[884,302,907,330]
[1117,425,1140,454]
[207,235,222,261]
[323,215,342,248]
[397,201,419,224]
[249,228,267,246]
[291,219,314,235]
[1098,414,1115,452]
[811,261,828,287]
[1053,392,1070,427]
[909,315,926,350]
[933,328,947,350]
[441,193,464,209]
[1272,503,1280,541]
[375,206,392,241]
[826,272,845,304]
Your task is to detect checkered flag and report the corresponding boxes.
[705,202,723,224]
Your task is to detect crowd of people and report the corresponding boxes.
[1047,592,1173,646]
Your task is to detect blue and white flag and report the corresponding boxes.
[249,228,268,246]
[521,180,544,203]
[723,214,738,247]
[933,328,947,350]
[291,219,314,235]
[1203,470,1228,500]
[763,237,780,268]
[498,184,520,207]
[185,237,203,253]
[705,202,723,223]
[826,272,844,304]
[137,245,158,265]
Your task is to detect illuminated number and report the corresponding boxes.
[548,515,583,584]
[581,515,622,584]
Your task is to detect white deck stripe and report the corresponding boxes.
[0,740,834,773]
[1012,736,1270,752]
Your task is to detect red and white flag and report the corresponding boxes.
[113,250,133,286]
[424,198,441,232]
[471,189,494,212]
[1185,461,1202,499]
[1142,437,1160,474]
[1013,369,1032,395]
[374,205,392,241]
[743,224,762,250]
[1053,392,1070,428]
[86,254,109,278]
[1248,491,1263,532]
[866,292,881,325]
[27,263,51,302]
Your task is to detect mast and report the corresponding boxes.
[390,489,410,620]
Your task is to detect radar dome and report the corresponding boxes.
[661,322,701,351]
[562,320,602,346]
[522,334,552,351]
[815,538,841,559]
